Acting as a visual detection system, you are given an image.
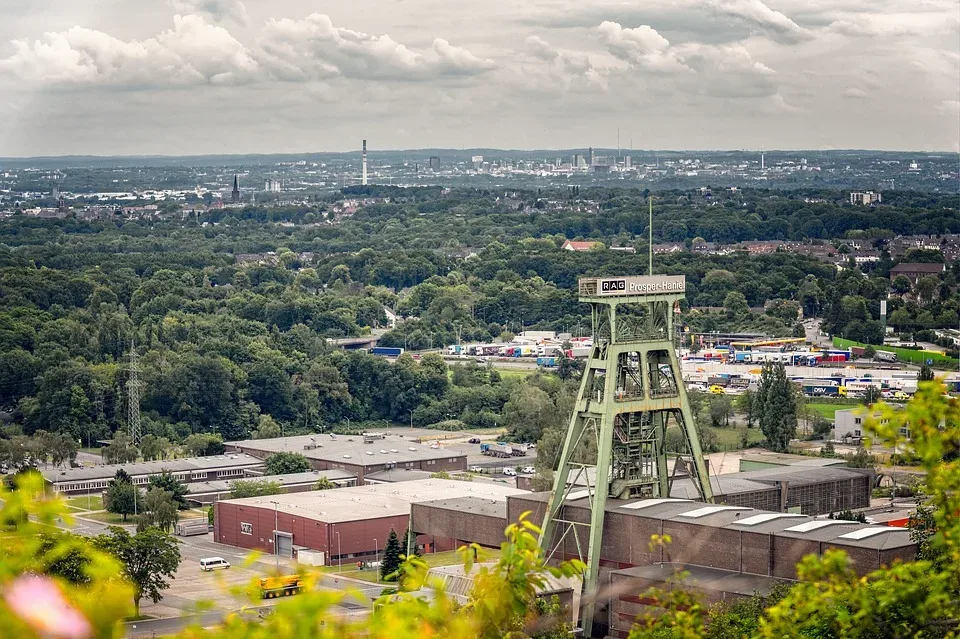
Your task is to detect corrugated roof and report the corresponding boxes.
[226,434,467,466]
[43,454,265,483]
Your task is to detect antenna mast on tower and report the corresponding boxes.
[127,342,143,446]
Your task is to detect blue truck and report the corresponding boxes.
[370,346,404,357]
[536,356,557,368]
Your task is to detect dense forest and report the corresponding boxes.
[0,186,958,459]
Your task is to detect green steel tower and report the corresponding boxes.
[539,274,713,635]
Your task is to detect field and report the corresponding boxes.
[64,495,103,511]
[833,337,959,369]
[805,402,856,421]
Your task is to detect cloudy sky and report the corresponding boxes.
[0,0,957,156]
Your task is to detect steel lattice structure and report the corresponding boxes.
[539,274,713,636]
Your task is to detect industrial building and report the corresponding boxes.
[413,493,916,637]
[184,469,357,505]
[213,478,524,564]
[225,434,468,484]
[42,454,266,496]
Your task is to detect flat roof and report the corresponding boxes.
[43,454,265,483]
[611,563,785,597]
[220,478,525,523]
[364,469,434,483]
[184,469,356,495]
[418,496,508,518]
[226,434,468,466]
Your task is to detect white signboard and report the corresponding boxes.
[585,275,686,296]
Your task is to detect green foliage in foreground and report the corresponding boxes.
[0,383,957,639]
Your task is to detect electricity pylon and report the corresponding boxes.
[127,342,143,446]
[539,274,713,636]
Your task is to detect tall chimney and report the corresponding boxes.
[362,139,368,186]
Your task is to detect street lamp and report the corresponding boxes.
[269,500,279,570]
[373,538,379,583]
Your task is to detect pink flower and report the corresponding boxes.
[5,575,92,639]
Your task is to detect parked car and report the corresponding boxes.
[502,467,517,476]
[468,437,481,444]
[521,466,536,474]
[468,466,484,473]
[200,557,231,571]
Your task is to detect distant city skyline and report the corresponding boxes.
[0,0,957,156]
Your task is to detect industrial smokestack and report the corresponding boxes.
[362,139,368,186]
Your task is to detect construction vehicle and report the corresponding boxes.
[258,575,303,599]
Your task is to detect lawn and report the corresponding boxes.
[64,495,103,511]
[706,426,766,450]
[833,337,959,369]
[80,511,132,524]
[806,403,852,421]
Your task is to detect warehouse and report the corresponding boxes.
[43,454,265,496]
[184,469,358,505]
[213,478,524,565]
[413,493,915,637]
[226,434,468,484]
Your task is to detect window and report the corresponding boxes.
[240,522,252,535]
[854,417,862,424]
[191,472,206,481]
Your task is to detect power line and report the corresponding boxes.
[126,341,143,446]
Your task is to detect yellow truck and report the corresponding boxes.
[258,575,303,599]
[708,385,726,395]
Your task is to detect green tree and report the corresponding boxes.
[94,526,181,617]
[864,385,882,405]
[139,434,170,461]
[183,433,225,457]
[138,488,180,533]
[252,414,282,439]
[402,528,421,558]
[829,509,867,523]
[102,431,138,464]
[148,471,189,509]
[104,470,140,522]
[381,529,402,582]
[228,479,283,498]
[919,364,935,381]
[314,476,336,490]
[723,291,749,319]
[755,362,797,452]
[735,390,757,427]
[33,531,96,585]
[845,446,876,469]
[264,452,311,475]
[891,275,912,295]
[708,394,733,427]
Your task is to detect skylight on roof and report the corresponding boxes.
[784,520,849,533]
[734,513,806,526]
[620,498,693,510]
[677,506,750,518]
[836,527,902,540]
[565,489,591,501]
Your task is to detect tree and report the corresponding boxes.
[723,291,749,319]
[314,476,336,491]
[183,433,224,457]
[380,529,402,582]
[138,488,179,533]
[844,446,876,469]
[139,435,170,461]
[829,509,867,523]
[94,526,181,617]
[104,471,140,522]
[228,479,282,498]
[148,471,189,510]
[251,414,282,439]
[919,364,935,381]
[891,275,912,295]
[264,452,311,475]
[864,385,882,405]
[33,531,95,585]
[709,394,733,427]
[735,390,757,427]
[755,362,797,452]
[102,431,138,465]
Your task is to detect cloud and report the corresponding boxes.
[597,21,687,72]
[257,13,494,82]
[704,0,811,43]
[827,11,960,37]
[0,15,259,87]
[843,87,869,99]
[169,0,249,26]
[525,35,559,62]
[939,100,960,115]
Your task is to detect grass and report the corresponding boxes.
[833,337,959,369]
[705,426,766,450]
[493,369,533,381]
[64,495,103,511]
[806,403,853,420]
[81,511,132,524]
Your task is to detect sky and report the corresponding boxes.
[0,0,957,156]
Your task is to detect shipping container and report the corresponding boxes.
[371,346,404,357]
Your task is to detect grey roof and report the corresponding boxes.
[364,469,434,483]
[43,454,265,483]
[226,434,468,466]
[220,478,525,523]
[736,465,869,486]
[671,475,775,499]
[184,469,356,495]
[421,495,508,518]
[611,563,785,597]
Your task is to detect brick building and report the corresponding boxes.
[214,479,524,565]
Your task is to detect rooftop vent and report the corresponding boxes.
[343,455,351,459]
[408,447,417,451]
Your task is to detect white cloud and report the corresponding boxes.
[704,0,811,43]
[519,35,608,91]
[170,0,249,26]
[597,21,687,72]
[0,15,259,87]
[257,13,494,82]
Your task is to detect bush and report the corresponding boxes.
[426,419,471,431]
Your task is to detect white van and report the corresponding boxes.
[199,557,231,571]
[502,467,517,476]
